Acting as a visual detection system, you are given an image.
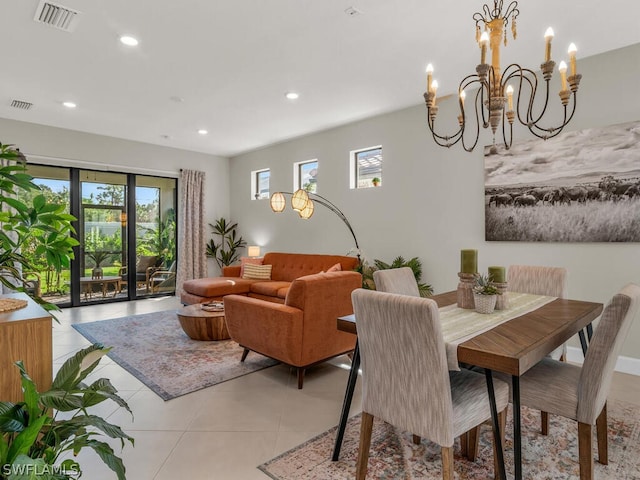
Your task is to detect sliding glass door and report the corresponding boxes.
[20,164,177,307]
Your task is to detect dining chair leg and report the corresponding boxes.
[596,403,608,465]
[493,408,507,480]
[441,446,454,480]
[467,427,480,461]
[578,421,594,480]
[459,432,468,458]
[541,411,549,435]
[356,412,374,480]
[412,434,421,445]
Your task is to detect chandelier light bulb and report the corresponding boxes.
[568,43,578,76]
[480,31,489,64]
[506,85,514,111]
[544,27,554,39]
[558,61,568,91]
[426,63,434,92]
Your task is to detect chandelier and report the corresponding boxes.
[424,0,581,152]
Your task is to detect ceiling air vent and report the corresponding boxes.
[33,0,81,32]
[10,100,33,110]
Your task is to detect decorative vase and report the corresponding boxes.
[474,293,497,314]
[457,272,477,309]
[490,281,509,310]
[92,267,103,280]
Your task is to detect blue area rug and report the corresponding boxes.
[73,310,278,400]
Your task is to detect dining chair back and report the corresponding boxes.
[578,283,640,424]
[507,265,567,298]
[352,288,509,480]
[373,267,420,297]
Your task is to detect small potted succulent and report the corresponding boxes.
[372,177,381,187]
[473,274,500,314]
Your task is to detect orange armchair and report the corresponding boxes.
[224,270,361,389]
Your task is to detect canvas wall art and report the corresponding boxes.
[485,120,640,242]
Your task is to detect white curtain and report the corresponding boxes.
[176,169,207,295]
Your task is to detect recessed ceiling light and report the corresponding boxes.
[197,129,208,135]
[62,101,77,109]
[120,35,139,46]
[285,92,299,100]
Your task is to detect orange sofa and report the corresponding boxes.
[181,252,359,305]
[224,269,361,389]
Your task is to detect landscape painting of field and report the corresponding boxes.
[485,120,640,242]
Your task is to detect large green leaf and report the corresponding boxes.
[51,345,108,391]
[0,403,27,433]
[82,439,127,480]
[6,415,48,464]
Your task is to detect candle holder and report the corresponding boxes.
[457,272,477,309]
[490,281,509,310]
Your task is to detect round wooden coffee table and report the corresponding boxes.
[176,304,230,341]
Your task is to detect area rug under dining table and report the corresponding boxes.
[259,400,640,479]
[72,310,278,400]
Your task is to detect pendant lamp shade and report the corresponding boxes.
[270,192,286,212]
[291,189,309,212]
[298,199,315,219]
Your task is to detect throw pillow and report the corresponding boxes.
[242,263,272,280]
[240,256,263,276]
[327,263,342,272]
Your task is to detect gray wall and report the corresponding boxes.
[0,118,230,275]
[229,43,640,359]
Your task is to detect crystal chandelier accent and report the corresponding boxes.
[424,0,582,153]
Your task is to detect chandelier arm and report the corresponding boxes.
[506,68,538,127]
[461,86,485,152]
[526,96,577,140]
[426,112,465,146]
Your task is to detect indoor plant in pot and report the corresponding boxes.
[473,274,500,314]
[0,344,133,480]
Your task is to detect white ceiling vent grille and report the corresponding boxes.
[33,0,80,32]
[10,100,33,110]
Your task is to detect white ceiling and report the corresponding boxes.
[1,0,639,158]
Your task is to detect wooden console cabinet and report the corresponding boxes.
[0,292,52,402]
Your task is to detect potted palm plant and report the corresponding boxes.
[473,274,500,314]
[85,250,113,279]
[372,177,381,187]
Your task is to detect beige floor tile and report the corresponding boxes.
[154,431,275,480]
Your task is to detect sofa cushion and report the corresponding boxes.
[240,256,263,276]
[242,263,272,280]
[183,277,257,297]
[250,281,291,297]
[263,252,359,282]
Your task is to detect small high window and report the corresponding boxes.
[294,159,318,193]
[350,146,382,189]
[251,169,270,200]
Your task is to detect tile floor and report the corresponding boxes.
[52,296,639,480]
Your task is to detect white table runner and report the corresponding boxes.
[441,292,557,370]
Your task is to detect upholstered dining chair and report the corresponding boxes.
[496,283,640,480]
[373,267,420,297]
[507,264,568,433]
[352,289,510,480]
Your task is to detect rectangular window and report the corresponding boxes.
[251,169,270,200]
[350,146,382,189]
[294,159,318,193]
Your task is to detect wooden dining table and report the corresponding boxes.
[331,290,603,480]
